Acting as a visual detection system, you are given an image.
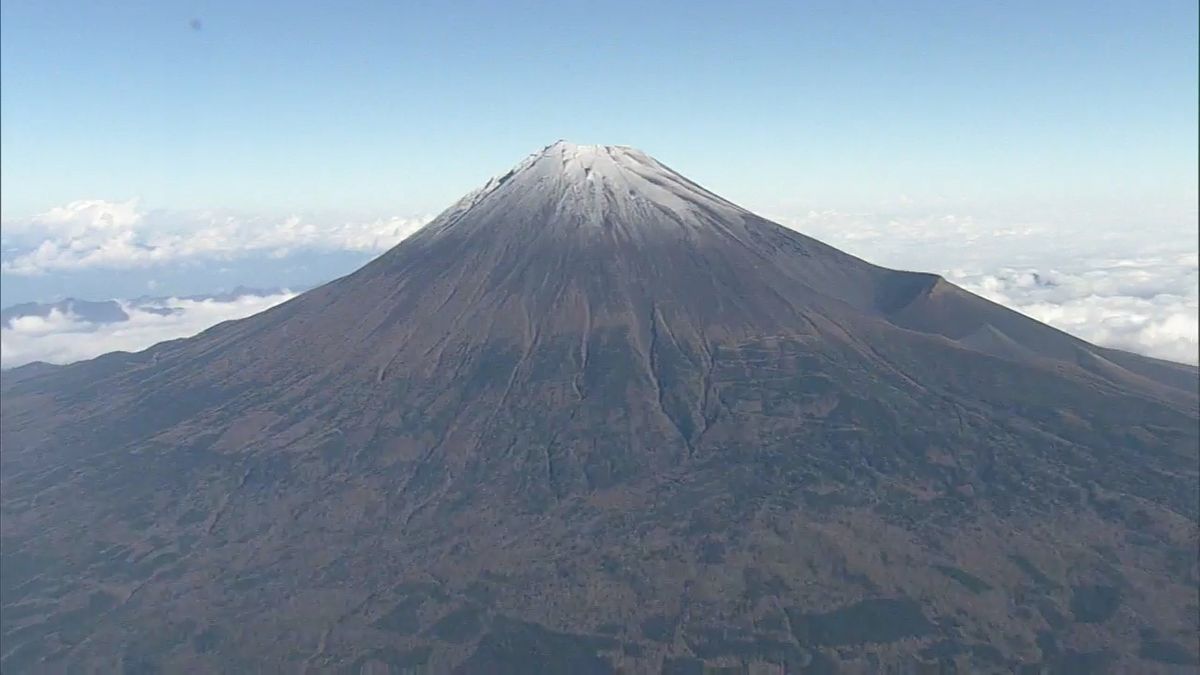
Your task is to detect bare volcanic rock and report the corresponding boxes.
[2,142,1197,673]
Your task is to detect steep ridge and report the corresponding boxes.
[1,142,1197,673]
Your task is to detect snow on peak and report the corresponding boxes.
[541,140,641,161]
[533,141,656,181]
[423,141,749,242]
[506,140,745,217]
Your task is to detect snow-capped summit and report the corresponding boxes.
[531,140,655,178]
[420,141,747,243]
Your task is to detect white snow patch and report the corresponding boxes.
[420,141,749,242]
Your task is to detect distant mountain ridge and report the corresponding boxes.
[0,286,295,329]
[1,142,1196,673]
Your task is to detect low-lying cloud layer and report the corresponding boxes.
[1,199,430,275]
[777,209,1198,365]
[1,291,296,369]
[2,199,1196,367]
[951,259,1198,365]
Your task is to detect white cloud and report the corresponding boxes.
[0,292,297,368]
[15,198,144,236]
[1,200,431,275]
[773,209,1198,365]
[951,263,1198,365]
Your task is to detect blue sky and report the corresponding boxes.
[2,0,1197,219]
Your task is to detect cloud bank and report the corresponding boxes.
[1,291,296,369]
[1,199,431,275]
[776,209,1198,365]
[3,199,1195,367]
[952,259,1198,365]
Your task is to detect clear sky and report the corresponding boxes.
[2,0,1197,221]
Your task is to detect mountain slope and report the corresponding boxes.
[2,142,1197,673]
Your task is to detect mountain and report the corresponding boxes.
[2,142,1197,673]
[1,287,294,330]
[1,298,131,328]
